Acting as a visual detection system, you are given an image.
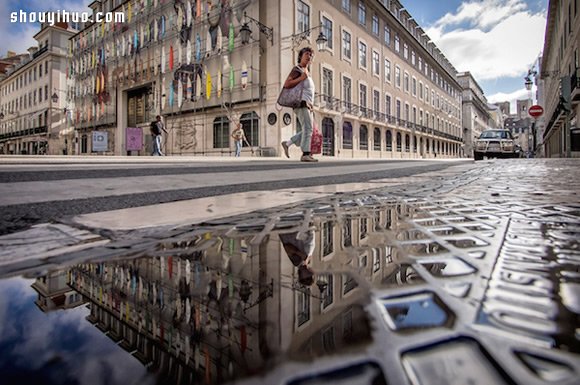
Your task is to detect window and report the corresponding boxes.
[411,50,416,66]
[385,94,391,116]
[394,34,400,52]
[373,128,381,151]
[373,90,380,115]
[343,121,353,149]
[240,112,259,146]
[419,82,423,99]
[342,0,351,13]
[384,25,390,45]
[372,249,380,272]
[297,289,310,326]
[403,43,408,59]
[342,76,352,106]
[322,68,333,102]
[360,125,368,150]
[342,30,351,60]
[412,77,416,96]
[359,83,367,112]
[39,64,42,77]
[213,116,230,148]
[372,15,379,35]
[396,132,402,151]
[323,222,334,256]
[358,1,366,25]
[418,56,423,71]
[372,50,380,76]
[320,274,334,309]
[396,99,401,119]
[386,130,392,151]
[297,0,310,34]
[404,72,409,92]
[395,66,401,88]
[45,85,48,101]
[384,59,391,82]
[343,218,352,246]
[358,41,367,69]
[322,16,333,49]
[405,134,410,152]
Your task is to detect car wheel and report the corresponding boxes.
[474,152,483,161]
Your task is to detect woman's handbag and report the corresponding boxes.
[277,66,304,108]
[277,83,304,108]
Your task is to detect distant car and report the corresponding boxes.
[474,129,518,161]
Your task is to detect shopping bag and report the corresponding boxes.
[311,123,322,154]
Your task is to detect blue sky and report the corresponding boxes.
[1,0,547,110]
[402,0,547,110]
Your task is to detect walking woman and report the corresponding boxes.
[280,47,317,162]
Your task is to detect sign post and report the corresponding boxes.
[528,105,544,157]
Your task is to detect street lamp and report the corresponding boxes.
[286,25,328,52]
[239,12,274,46]
[51,92,59,103]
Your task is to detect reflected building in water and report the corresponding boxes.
[65,200,436,384]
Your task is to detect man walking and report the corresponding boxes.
[151,115,168,156]
[231,122,247,157]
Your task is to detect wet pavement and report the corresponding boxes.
[0,158,579,385]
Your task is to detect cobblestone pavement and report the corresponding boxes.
[0,158,578,385]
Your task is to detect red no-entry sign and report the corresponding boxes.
[529,105,544,118]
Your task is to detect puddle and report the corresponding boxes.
[1,191,579,385]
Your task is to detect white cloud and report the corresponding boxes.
[487,87,532,112]
[426,0,546,81]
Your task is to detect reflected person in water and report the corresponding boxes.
[279,229,315,286]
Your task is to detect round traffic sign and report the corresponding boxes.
[529,104,544,118]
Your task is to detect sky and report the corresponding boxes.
[1,0,548,111]
[402,0,547,111]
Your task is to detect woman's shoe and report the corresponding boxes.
[300,155,318,162]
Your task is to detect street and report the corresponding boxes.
[0,157,579,385]
[0,156,468,235]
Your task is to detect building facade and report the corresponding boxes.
[540,0,579,157]
[457,71,491,158]
[0,22,76,155]
[68,0,463,158]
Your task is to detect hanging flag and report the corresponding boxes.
[206,69,211,100]
[228,22,234,53]
[229,65,234,91]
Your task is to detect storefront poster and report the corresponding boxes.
[92,131,108,152]
[126,127,143,151]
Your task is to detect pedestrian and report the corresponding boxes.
[280,47,317,162]
[279,229,315,286]
[231,122,247,157]
[151,115,168,156]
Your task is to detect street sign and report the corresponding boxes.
[529,104,544,118]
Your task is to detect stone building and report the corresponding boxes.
[69,0,463,158]
[0,22,77,155]
[540,0,579,157]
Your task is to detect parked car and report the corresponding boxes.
[474,129,518,161]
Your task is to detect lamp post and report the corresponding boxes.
[285,25,328,52]
[239,12,274,46]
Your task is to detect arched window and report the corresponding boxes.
[373,127,381,151]
[240,111,259,147]
[343,121,353,149]
[386,130,392,151]
[213,116,230,148]
[426,139,430,153]
[405,134,410,152]
[360,125,368,150]
[396,132,401,152]
[413,135,417,152]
